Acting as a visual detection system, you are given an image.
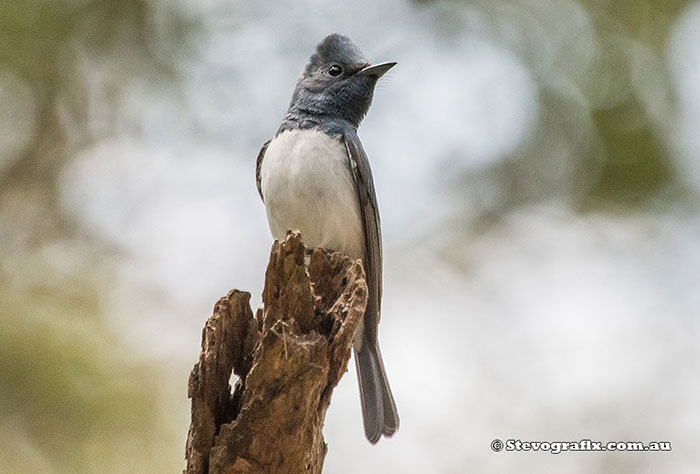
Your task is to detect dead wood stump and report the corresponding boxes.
[184,231,368,474]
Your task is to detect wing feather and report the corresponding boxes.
[343,130,382,342]
[255,140,271,201]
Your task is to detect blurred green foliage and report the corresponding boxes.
[583,0,686,206]
[590,98,672,205]
[1,1,183,473]
[0,1,150,78]
[0,255,180,473]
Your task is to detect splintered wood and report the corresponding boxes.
[185,232,367,474]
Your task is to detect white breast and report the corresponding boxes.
[260,129,364,260]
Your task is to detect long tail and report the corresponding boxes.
[354,340,399,443]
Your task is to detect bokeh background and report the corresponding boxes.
[2,0,699,472]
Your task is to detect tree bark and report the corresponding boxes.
[184,231,368,474]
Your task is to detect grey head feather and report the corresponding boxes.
[304,34,368,75]
[280,34,381,132]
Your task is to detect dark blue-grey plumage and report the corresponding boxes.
[280,33,392,132]
[255,34,399,443]
[343,128,399,443]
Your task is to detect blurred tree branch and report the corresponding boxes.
[184,232,368,474]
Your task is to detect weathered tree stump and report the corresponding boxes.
[184,231,368,474]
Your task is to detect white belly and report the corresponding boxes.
[260,129,364,260]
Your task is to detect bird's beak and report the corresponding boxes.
[358,61,397,78]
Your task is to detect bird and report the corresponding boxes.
[255,33,399,443]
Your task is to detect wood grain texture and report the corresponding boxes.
[185,231,368,474]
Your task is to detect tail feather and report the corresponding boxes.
[354,342,399,443]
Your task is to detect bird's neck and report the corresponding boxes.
[279,107,358,136]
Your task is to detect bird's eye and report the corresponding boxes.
[327,65,343,77]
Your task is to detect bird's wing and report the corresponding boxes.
[343,128,383,342]
[255,140,271,202]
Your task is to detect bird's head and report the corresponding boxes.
[288,34,395,127]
